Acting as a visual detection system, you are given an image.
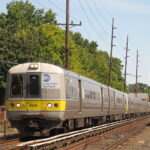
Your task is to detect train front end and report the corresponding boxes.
[5,63,66,137]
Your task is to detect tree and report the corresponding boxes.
[129,83,150,94]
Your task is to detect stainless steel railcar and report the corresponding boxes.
[5,63,150,136]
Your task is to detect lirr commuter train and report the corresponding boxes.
[5,63,150,137]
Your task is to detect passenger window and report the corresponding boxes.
[10,75,23,97]
[65,76,78,98]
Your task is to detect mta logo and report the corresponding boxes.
[43,74,50,82]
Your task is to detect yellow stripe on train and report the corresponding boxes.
[5,100,66,111]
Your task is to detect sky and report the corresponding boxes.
[1,0,150,86]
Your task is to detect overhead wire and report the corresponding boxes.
[45,0,93,40]
[82,0,126,61]
[47,0,65,13]
[91,0,143,82]
[33,0,65,19]
[79,0,110,47]
[91,0,135,60]
[92,0,137,65]
[85,0,125,60]
[91,0,111,27]
[33,0,92,40]
[85,0,110,36]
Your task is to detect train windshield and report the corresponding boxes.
[27,75,40,97]
[10,75,23,97]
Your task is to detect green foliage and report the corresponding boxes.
[71,32,124,91]
[129,83,150,94]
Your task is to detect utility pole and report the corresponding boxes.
[58,0,81,69]
[135,50,139,97]
[124,35,129,92]
[65,0,69,69]
[108,18,116,86]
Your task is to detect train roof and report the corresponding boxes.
[8,62,64,74]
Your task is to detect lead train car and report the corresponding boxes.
[5,63,150,136]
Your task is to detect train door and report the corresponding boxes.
[114,91,116,111]
[102,87,109,115]
[109,89,115,114]
[125,94,128,114]
[101,87,104,112]
[108,88,111,115]
[78,80,82,113]
[26,73,42,112]
[122,94,125,113]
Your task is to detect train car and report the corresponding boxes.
[5,62,150,137]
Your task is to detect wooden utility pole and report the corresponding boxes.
[58,0,81,69]
[124,35,129,92]
[65,0,70,69]
[135,50,139,97]
[108,18,116,86]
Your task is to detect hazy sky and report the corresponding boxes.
[1,0,150,85]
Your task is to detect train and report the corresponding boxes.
[5,62,150,137]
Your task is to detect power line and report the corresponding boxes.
[81,25,93,40]
[43,0,93,41]
[33,0,65,19]
[47,0,80,22]
[91,0,132,62]
[34,0,107,46]
[79,0,109,46]
[85,0,110,36]
[91,0,111,26]
[47,0,65,13]
[91,0,138,64]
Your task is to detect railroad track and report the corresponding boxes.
[102,125,145,150]
[58,116,149,150]
[91,118,147,150]
[15,115,150,150]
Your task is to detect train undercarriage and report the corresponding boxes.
[9,112,148,137]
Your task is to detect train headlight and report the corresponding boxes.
[16,103,21,107]
[29,63,39,70]
[47,103,52,108]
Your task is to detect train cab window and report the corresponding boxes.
[10,75,23,97]
[27,75,40,97]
